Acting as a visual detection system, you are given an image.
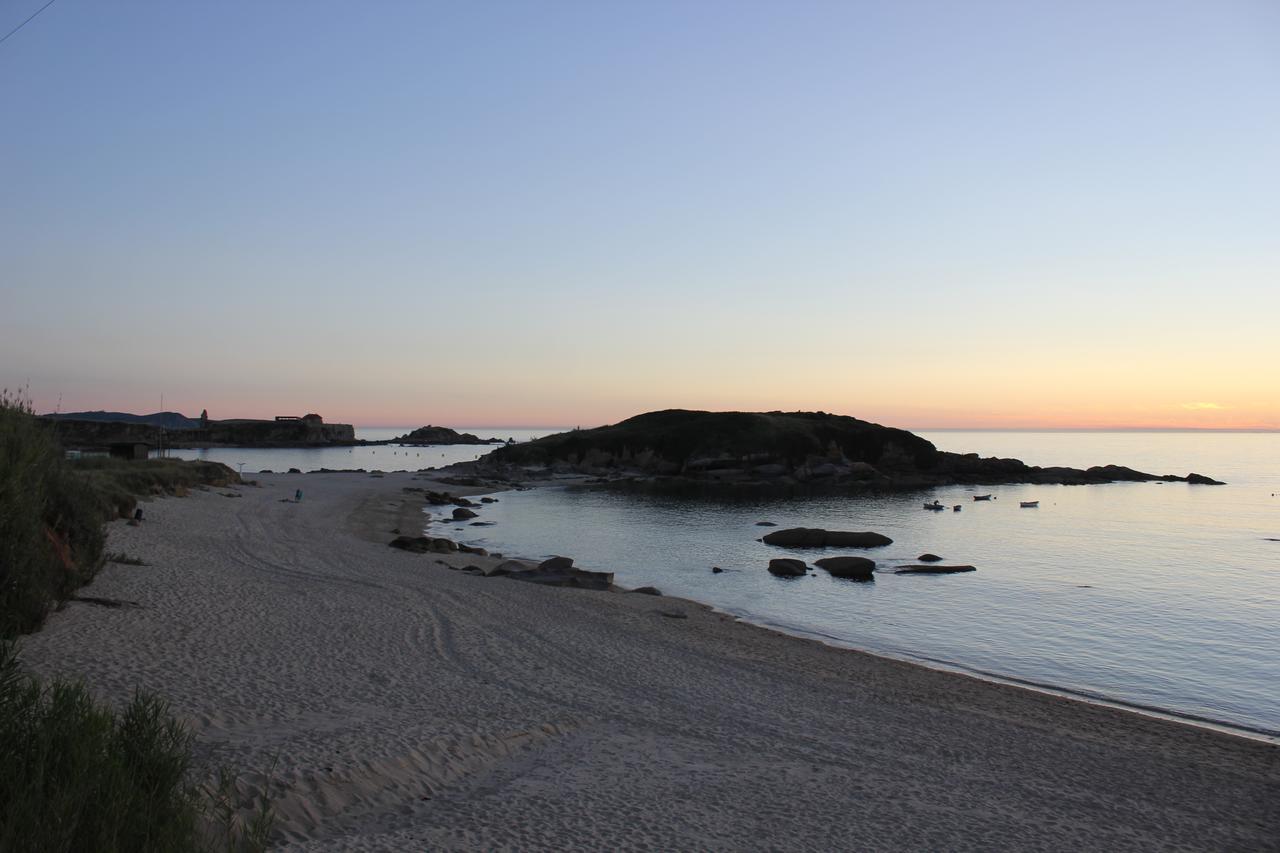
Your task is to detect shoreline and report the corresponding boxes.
[424,479,1279,745]
[17,472,1279,849]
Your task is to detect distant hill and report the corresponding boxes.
[42,411,199,430]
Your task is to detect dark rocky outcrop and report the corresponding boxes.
[768,558,808,577]
[452,507,478,520]
[629,586,663,596]
[895,564,976,574]
[762,528,893,548]
[41,413,356,449]
[917,553,943,562]
[538,556,574,571]
[814,556,876,579]
[469,409,1222,492]
[1186,473,1226,485]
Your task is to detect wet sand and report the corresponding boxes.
[19,472,1280,850]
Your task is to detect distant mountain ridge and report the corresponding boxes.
[43,411,199,430]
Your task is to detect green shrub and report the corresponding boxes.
[0,391,105,636]
[0,391,239,636]
[0,643,274,852]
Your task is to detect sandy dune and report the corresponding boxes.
[19,472,1279,851]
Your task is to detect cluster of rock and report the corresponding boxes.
[389,537,615,591]
[472,409,1224,492]
[759,527,975,580]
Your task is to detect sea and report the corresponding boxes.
[163,429,1280,738]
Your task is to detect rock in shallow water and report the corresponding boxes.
[917,553,942,562]
[768,558,808,577]
[895,564,976,574]
[814,556,876,579]
[762,528,893,548]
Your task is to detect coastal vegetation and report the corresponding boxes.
[1,393,270,849]
[0,643,273,852]
[1,391,239,636]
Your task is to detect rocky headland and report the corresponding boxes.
[473,409,1224,492]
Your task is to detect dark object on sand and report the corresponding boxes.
[630,586,662,596]
[895,564,976,574]
[762,528,892,548]
[389,535,458,554]
[768,558,808,577]
[538,556,574,571]
[814,556,876,579]
[295,489,303,502]
[133,508,143,522]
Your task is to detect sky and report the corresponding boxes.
[2,1,1277,429]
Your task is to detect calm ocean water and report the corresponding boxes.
[165,429,1278,735]
[428,431,1279,737]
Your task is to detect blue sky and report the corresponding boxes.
[2,1,1277,427]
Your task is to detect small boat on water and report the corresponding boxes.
[924,501,945,510]
[953,505,962,512]
[1020,500,1039,508]
[973,494,992,501]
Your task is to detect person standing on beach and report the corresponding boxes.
[295,488,303,502]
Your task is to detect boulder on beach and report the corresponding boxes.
[539,555,574,571]
[508,562,614,590]
[768,558,808,577]
[814,556,876,579]
[895,564,976,574]
[452,507,478,520]
[388,536,457,554]
[629,586,663,596]
[458,544,488,556]
[917,553,943,562]
[762,528,893,548]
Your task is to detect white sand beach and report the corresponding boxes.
[18,473,1280,851]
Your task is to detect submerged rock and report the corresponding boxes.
[762,528,893,548]
[814,556,876,579]
[895,564,976,574]
[451,507,478,520]
[768,558,808,577]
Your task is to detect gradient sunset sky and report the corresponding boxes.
[2,1,1277,429]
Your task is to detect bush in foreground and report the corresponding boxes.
[0,643,273,852]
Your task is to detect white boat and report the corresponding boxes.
[1020,500,1039,508]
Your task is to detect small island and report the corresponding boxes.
[388,425,505,446]
[475,409,1224,491]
